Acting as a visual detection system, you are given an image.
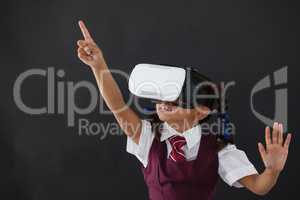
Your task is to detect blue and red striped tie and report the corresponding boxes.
[168,135,187,162]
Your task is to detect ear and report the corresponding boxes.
[195,106,211,121]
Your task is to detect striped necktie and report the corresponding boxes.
[168,135,187,162]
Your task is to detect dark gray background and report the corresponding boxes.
[0,0,299,199]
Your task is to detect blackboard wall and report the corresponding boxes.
[0,0,299,199]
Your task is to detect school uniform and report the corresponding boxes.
[127,120,258,200]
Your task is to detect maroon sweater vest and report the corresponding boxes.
[141,134,219,200]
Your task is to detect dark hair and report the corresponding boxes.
[149,67,234,150]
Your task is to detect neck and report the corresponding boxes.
[166,119,199,133]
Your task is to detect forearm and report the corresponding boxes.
[240,169,280,195]
[91,62,142,140]
[76,20,143,142]
[91,61,126,113]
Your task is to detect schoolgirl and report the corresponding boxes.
[76,20,292,200]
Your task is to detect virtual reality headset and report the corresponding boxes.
[128,63,220,112]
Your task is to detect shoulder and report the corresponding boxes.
[126,119,155,168]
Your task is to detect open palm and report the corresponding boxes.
[258,122,292,172]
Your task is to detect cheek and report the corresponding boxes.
[174,108,196,119]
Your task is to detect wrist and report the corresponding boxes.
[91,60,107,72]
[265,168,281,177]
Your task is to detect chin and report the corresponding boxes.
[157,113,171,122]
[157,111,181,122]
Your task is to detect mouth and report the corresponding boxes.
[157,103,177,113]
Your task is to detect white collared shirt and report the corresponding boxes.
[161,122,202,161]
[126,120,258,188]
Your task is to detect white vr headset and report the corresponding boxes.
[128,63,220,110]
[129,63,232,140]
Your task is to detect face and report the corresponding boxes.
[155,101,210,124]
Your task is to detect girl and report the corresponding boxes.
[76,20,292,200]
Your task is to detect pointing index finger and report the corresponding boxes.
[78,20,94,42]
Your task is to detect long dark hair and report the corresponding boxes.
[149,67,234,150]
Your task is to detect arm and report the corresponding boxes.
[239,122,292,195]
[77,20,142,143]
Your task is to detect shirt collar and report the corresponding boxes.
[160,122,202,149]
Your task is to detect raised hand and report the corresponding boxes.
[258,122,292,172]
[77,20,105,69]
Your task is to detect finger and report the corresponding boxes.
[84,46,92,55]
[258,142,267,160]
[77,40,89,47]
[78,52,92,61]
[265,126,271,147]
[78,48,92,61]
[84,44,98,55]
[272,122,279,144]
[284,133,292,149]
[78,20,94,42]
[77,42,97,55]
[78,47,87,55]
[278,123,284,145]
